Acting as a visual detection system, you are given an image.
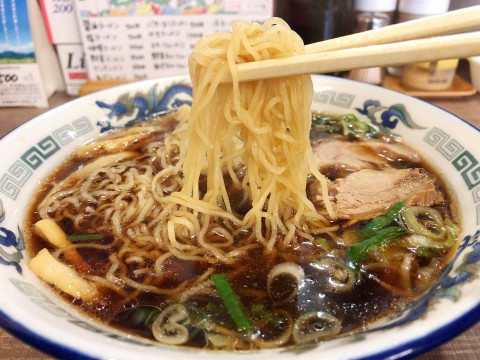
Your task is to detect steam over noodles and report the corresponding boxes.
[27,19,459,350]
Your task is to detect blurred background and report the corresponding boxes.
[0,0,479,106]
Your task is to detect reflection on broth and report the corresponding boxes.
[26,18,459,350]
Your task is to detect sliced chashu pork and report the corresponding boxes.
[311,138,420,178]
[331,168,444,220]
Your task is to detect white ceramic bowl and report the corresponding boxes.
[1,75,479,360]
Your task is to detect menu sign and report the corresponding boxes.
[74,0,273,81]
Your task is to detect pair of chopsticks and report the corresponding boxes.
[224,5,480,83]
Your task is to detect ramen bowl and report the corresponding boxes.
[0,75,479,359]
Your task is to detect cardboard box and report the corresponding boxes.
[56,44,88,96]
[39,0,88,95]
[40,0,82,44]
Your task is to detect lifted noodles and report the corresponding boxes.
[166,18,334,255]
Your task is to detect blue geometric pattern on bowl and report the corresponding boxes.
[355,100,426,133]
[95,83,192,132]
[0,117,93,200]
[424,127,480,224]
[0,200,24,274]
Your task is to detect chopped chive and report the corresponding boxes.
[128,306,161,328]
[414,247,440,258]
[347,226,405,271]
[211,273,253,331]
[315,237,331,251]
[67,233,105,242]
[359,202,405,239]
[250,304,284,326]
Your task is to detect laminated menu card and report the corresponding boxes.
[0,0,63,107]
[74,0,273,81]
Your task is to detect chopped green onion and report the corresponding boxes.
[414,247,440,258]
[400,218,458,251]
[339,114,378,139]
[360,202,405,239]
[311,114,343,133]
[205,301,222,315]
[315,237,331,251]
[292,311,341,344]
[211,273,253,331]
[250,304,284,326]
[399,206,445,240]
[129,306,161,328]
[444,219,459,248]
[114,305,161,330]
[67,233,105,242]
[311,113,378,138]
[347,226,405,271]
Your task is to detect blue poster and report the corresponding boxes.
[0,0,49,107]
[0,0,35,63]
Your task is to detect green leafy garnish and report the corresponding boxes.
[67,233,105,241]
[414,247,440,258]
[315,237,331,251]
[120,305,161,328]
[211,273,253,331]
[338,114,378,139]
[250,304,284,326]
[311,114,343,133]
[311,113,378,139]
[359,202,405,239]
[347,226,405,271]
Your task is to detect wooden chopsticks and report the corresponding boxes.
[304,5,480,54]
[221,5,480,83]
[229,32,480,83]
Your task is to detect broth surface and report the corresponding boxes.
[26,111,459,350]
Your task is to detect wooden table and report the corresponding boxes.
[1,90,479,359]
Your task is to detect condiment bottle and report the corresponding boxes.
[399,0,457,91]
[397,0,450,22]
[347,0,397,84]
[353,0,398,26]
[402,59,459,91]
[274,0,354,76]
[274,0,354,44]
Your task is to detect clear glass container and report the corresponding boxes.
[274,0,354,44]
[402,59,459,91]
